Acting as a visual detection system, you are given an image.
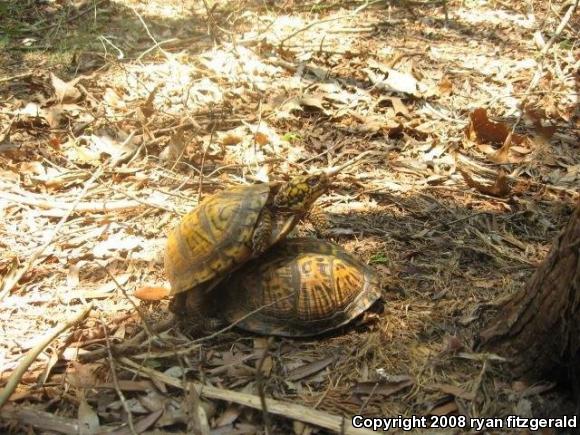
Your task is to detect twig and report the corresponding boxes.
[130,6,171,62]
[120,358,377,435]
[97,263,155,340]
[0,167,104,301]
[0,305,92,408]
[127,295,297,361]
[256,338,274,435]
[0,72,33,83]
[540,1,578,57]
[108,186,177,214]
[279,0,380,46]
[184,383,211,435]
[0,406,79,434]
[100,316,137,435]
[197,119,218,201]
[78,318,175,363]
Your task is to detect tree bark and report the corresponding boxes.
[477,202,580,380]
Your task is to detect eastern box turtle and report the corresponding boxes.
[212,238,382,337]
[165,155,369,332]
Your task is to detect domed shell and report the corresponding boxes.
[217,238,382,337]
[165,184,271,296]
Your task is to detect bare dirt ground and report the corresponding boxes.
[0,0,578,433]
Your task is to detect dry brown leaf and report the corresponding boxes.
[66,361,101,389]
[442,335,465,354]
[140,84,161,119]
[524,106,556,140]
[437,76,453,95]
[254,132,270,146]
[299,96,329,115]
[214,404,242,427]
[107,409,163,435]
[353,375,414,397]
[286,355,336,382]
[388,97,409,117]
[50,73,82,103]
[221,132,242,145]
[133,286,169,301]
[459,169,511,197]
[466,108,525,146]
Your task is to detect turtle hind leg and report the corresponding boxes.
[251,208,272,256]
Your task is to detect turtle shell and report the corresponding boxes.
[216,238,382,337]
[165,184,269,296]
[165,183,301,297]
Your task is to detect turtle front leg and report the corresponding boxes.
[169,292,188,316]
[251,208,272,256]
[170,285,213,336]
[307,205,330,237]
[176,283,226,336]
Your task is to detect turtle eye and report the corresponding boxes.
[307,175,320,187]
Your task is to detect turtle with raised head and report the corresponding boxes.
[165,154,368,332]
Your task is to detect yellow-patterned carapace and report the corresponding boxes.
[215,238,382,337]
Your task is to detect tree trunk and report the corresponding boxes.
[477,202,580,380]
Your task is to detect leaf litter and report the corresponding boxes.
[0,0,578,433]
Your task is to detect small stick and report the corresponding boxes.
[256,338,274,435]
[279,0,380,46]
[100,316,137,435]
[324,150,375,176]
[97,262,156,340]
[0,305,92,408]
[131,6,171,62]
[0,72,33,83]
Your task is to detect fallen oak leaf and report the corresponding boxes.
[524,106,556,140]
[459,169,511,198]
[466,108,525,146]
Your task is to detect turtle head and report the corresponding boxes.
[273,172,330,212]
[272,151,373,212]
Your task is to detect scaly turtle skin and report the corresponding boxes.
[213,238,382,337]
[165,173,334,331]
